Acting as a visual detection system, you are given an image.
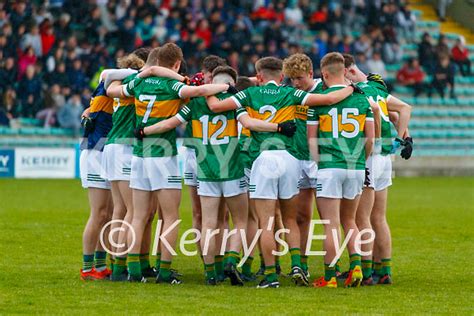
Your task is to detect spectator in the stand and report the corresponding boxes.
[451,37,471,76]
[57,93,83,136]
[397,58,428,97]
[356,52,370,75]
[137,14,154,46]
[67,59,88,93]
[36,84,62,128]
[430,54,456,99]
[40,21,56,56]
[196,19,212,49]
[437,0,452,22]
[353,34,372,58]
[1,87,19,125]
[328,5,344,37]
[383,42,404,64]
[435,34,450,59]
[18,65,42,117]
[47,62,69,87]
[367,51,387,78]
[396,4,416,43]
[327,35,343,53]
[18,46,37,80]
[284,2,303,25]
[309,3,328,31]
[314,31,329,59]
[0,57,18,92]
[418,32,436,74]
[21,25,43,57]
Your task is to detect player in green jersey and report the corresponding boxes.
[343,54,412,285]
[137,66,296,285]
[107,43,231,284]
[307,53,375,288]
[282,53,325,278]
[205,56,358,288]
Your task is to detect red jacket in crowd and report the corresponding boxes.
[397,64,425,85]
[451,45,469,62]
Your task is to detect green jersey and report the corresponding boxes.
[307,85,374,170]
[358,81,393,155]
[176,93,243,181]
[124,76,185,157]
[294,79,324,161]
[233,81,309,160]
[106,74,136,145]
[238,127,253,169]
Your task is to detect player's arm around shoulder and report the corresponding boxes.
[237,111,278,132]
[137,66,185,82]
[306,107,320,163]
[205,89,244,113]
[386,95,412,138]
[304,85,355,107]
[362,98,375,159]
[179,83,229,100]
[143,105,191,136]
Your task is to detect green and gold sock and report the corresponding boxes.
[155,252,161,269]
[224,251,240,266]
[301,255,308,272]
[381,258,392,276]
[259,253,265,269]
[264,265,278,282]
[242,256,254,276]
[324,263,336,281]
[159,260,172,280]
[215,255,224,276]
[349,253,362,270]
[94,251,107,272]
[113,256,127,276]
[335,259,341,274]
[362,260,373,279]
[140,253,150,271]
[82,254,94,272]
[205,263,216,280]
[374,261,382,276]
[127,254,141,279]
[290,248,301,268]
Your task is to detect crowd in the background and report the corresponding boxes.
[0,0,471,129]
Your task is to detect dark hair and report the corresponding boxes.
[201,55,227,73]
[212,66,237,83]
[235,76,255,91]
[133,47,152,62]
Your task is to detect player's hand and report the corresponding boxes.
[364,167,371,186]
[182,76,191,85]
[390,137,404,154]
[277,121,297,137]
[400,137,413,160]
[190,72,204,86]
[367,73,388,89]
[81,116,95,135]
[226,84,239,95]
[350,83,364,94]
[134,127,145,141]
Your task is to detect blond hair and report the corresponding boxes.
[320,52,345,75]
[283,54,313,77]
[117,53,145,70]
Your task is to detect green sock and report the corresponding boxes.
[215,255,224,276]
[113,257,127,276]
[82,254,94,272]
[155,252,161,269]
[275,256,280,268]
[94,251,107,272]
[362,260,373,279]
[140,253,150,271]
[224,251,240,266]
[159,260,172,280]
[264,265,278,282]
[335,259,341,274]
[242,256,254,276]
[127,254,141,278]
[110,257,115,270]
[301,255,308,272]
[349,253,362,270]
[259,253,265,269]
[205,263,216,280]
[374,262,382,276]
[324,263,336,281]
[381,258,392,276]
[290,248,301,268]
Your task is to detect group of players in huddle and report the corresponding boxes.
[79,42,413,288]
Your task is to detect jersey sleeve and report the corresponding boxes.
[306,107,320,125]
[123,76,142,97]
[235,107,249,120]
[169,79,185,99]
[230,89,250,109]
[176,104,192,123]
[292,88,310,105]
[365,99,374,121]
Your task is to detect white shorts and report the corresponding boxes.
[197,177,248,198]
[249,150,300,200]
[130,155,182,191]
[183,147,198,187]
[366,154,392,191]
[244,167,251,186]
[80,149,111,189]
[299,160,318,189]
[316,168,364,200]
[101,144,133,181]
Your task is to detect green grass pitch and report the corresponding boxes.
[0,177,473,314]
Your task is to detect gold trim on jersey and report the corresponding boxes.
[191,119,238,138]
[246,105,296,123]
[135,99,181,118]
[295,105,308,121]
[241,127,251,137]
[90,95,114,114]
[319,114,367,133]
[114,96,135,107]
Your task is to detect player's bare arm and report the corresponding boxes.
[179,84,229,99]
[387,95,412,139]
[304,85,355,106]
[143,116,182,136]
[237,113,278,132]
[137,66,185,81]
[368,98,382,139]
[364,119,375,159]
[206,95,239,113]
[307,124,319,163]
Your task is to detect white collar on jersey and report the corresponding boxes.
[328,84,348,88]
[308,78,322,93]
[265,80,279,86]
